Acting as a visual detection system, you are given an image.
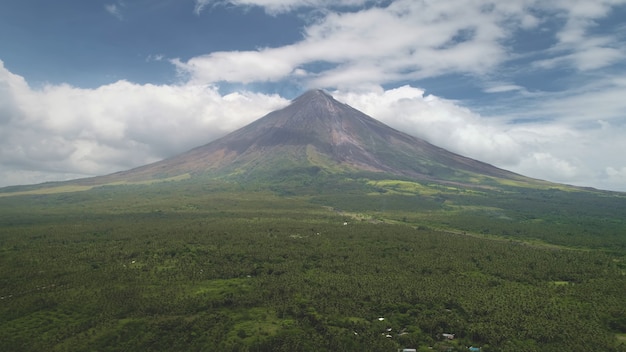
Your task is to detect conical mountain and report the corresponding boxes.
[78,89,533,187]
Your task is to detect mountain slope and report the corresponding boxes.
[76,89,537,187]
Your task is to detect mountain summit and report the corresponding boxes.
[82,89,531,186]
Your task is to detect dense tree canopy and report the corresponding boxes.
[1,178,625,351]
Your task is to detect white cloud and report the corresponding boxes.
[180,0,526,88]
[105,3,123,20]
[533,0,626,72]
[146,54,165,62]
[531,76,626,124]
[183,0,626,91]
[516,152,579,180]
[572,44,623,71]
[172,49,296,84]
[193,0,210,15]
[335,86,524,166]
[536,35,625,72]
[4,0,626,192]
[0,61,288,185]
[194,0,374,15]
[607,166,626,185]
[2,60,625,191]
[333,85,626,191]
[483,84,525,93]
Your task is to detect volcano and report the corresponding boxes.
[76,89,536,187]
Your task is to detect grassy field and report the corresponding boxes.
[1,177,625,351]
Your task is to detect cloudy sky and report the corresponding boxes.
[1,0,626,191]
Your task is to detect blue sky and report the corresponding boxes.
[0,0,303,87]
[1,0,626,191]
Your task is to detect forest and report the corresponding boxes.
[1,177,625,351]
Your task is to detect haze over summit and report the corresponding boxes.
[1,1,625,191]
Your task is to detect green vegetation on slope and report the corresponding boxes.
[1,177,625,351]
